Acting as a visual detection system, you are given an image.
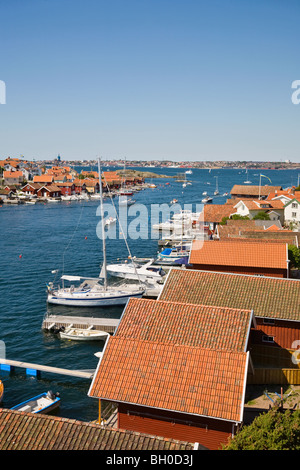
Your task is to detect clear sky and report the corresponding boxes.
[0,0,299,162]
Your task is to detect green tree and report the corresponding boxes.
[253,211,270,220]
[288,245,300,269]
[223,408,300,450]
[231,214,250,220]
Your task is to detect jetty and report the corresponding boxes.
[42,314,119,334]
[0,359,94,379]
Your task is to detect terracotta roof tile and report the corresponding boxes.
[189,240,288,269]
[89,336,248,423]
[230,185,282,196]
[202,204,236,222]
[116,298,252,352]
[0,409,194,450]
[159,269,300,321]
[33,175,54,183]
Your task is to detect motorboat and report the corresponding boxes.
[202,196,213,203]
[202,191,207,196]
[11,391,60,414]
[156,244,191,265]
[59,326,109,341]
[47,158,145,307]
[185,170,192,174]
[104,216,116,226]
[119,196,136,206]
[106,258,167,283]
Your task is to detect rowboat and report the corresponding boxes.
[11,391,60,414]
[59,326,109,341]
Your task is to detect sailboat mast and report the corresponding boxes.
[98,157,107,290]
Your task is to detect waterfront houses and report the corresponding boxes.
[89,298,253,450]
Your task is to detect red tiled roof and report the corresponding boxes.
[3,171,23,178]
[116,298,252,352]
[89,336,248,422]
[33,175,54,183]
[159,269,300,321]
[0,409,194,450]
[189,240,288,269]
[231,185,282,196]
[202,204,236,223]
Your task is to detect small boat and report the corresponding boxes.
[0,380,3,403]
[223,192,228,196]
[59,326,109,341]
[185,170,192,174]
[157,244,191,265]
[106,258,166,283]
[104,217,116,226]
[119,196,136,206]
[170,199,178,204]
[202,196,213,203]
[202,191,207,196]
[11,391,60,414]
[182,183,187,188]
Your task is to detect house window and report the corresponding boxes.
[263,319,275,325]
[292,203,298,208]
[262,335,275,343]
[292,212,297,218]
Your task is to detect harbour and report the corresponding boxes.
[1,166,300,426]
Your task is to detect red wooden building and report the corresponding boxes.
[188,240,290,278]
[89,298,253,450]
[159,268,300,352]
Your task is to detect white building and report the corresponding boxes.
[284,198,300,228]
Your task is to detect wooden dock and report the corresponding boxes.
[42,314,119,334]
[0,358,94,379]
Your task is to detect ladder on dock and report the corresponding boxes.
[42,314,119,334]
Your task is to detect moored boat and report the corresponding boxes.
[202,196,213,203]
[11,391,60,414]
[59,326,109,341]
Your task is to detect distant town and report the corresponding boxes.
[1,154,299,172]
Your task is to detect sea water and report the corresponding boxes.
[0,167,298,421]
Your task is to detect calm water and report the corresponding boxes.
[0,167,298,421]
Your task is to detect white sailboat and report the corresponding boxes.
[214,176,219,195]
[47,158,145,307]
[244,169,252,184]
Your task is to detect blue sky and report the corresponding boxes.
[0,0,299,162]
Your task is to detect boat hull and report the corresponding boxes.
[47,290,144,307]
[11,392,60,414]
[60,329,109,341]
